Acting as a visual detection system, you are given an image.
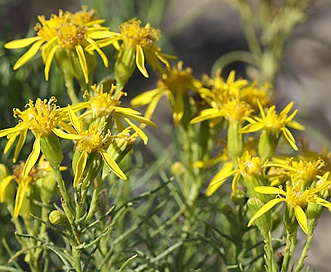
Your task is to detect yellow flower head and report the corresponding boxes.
[220,98,253,123]
[206,151,263,196]
[131,61,202,127]
[120,18,160,49]
[199,70,248,108]
[76,125,110,154]
[248,172,331,234]
[94,18,172,79]
[238,152,264,180]
[13,97,59,135]
[240,101,304,151]
[59,106,127,187]
[0,97,71,176]
[83,84,123,118]
[191,71,251,127]
[266,157,325,188]
[5,6,111,83]
[240,81,273,112]
[0,158,53,217]
[75,84,156,144]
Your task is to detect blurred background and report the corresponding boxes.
[1,0,331,270]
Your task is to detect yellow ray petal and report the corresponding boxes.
[74,151,88,187]
[135,45,149,78]
[44,44,58,81]
[248,198,284,227]
[254,186,284,195]
[5,36,42,49]
[0,175,15,202]
[13,129,28,163]
[100,151,127,180]
[23,136,41,177]
[13,39,45,70]
[124,117,148,145]
[86,37,108,67]
[294,205,308,234]
[14,184,25,217]
[75,45,89,84]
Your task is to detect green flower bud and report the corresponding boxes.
[114,47,136,91]
[283,205,298,233]
[227,121,244,161]
[49,210,69,227]
[36,171,58,203]
[40,133,63,169]
[55,47,96,89]
[247,197,272,233]
[258,130,279,161]
[231,185,246,205]
[306,202,324,221]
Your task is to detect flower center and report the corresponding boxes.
[14,97,59,136]
[158,63,195,93]
[120,18,160,48]
[56,23,86,50]
[286,184,309,208]
[238,152,263,178]
[85,85,122,118]
[76,127,109,154]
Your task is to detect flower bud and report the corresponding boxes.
[114,47,136,91]
[49,210,69,227]
[258,130,279,161]
[37,171,58,203]
[306,202,324,221]
[247,197,272,233]
[227,121,244,161]
[40,133,63,169]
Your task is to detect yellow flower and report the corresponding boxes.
[191,97,253,125]
[0,97,71,176]
[191,71,252,127]
[0,157,56,217]
[73,84,156,144]
[198,70,248,108]
[55,106,127,187]
[92,18,172,78]
[240,100,304,151]
[4,6,112,83]
[248,172,331,234]
[265,157,325,188]
[206,151,263,196]
[130,61,202,127]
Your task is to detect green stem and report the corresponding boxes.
[294,219,318,272]
[262,231,277,272]
[84,178,105,225]
[53,168,82,272]
[64,74,79,104]
[281,229,297,272]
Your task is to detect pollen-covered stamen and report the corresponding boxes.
[35,14,62,40]
[286,184,310,208]
[221,98,253,122]
[120,18,160,48]
[158,62,195,93]
[12,162,40,184]
[238,152,264,178]
[14,97,60,136]
[56,23,86,50]
[71,6,98,25]
[76,126,110,154]
[85,85,123,118]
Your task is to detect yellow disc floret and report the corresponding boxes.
[120,18,160,48]
[14,97,59,136]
